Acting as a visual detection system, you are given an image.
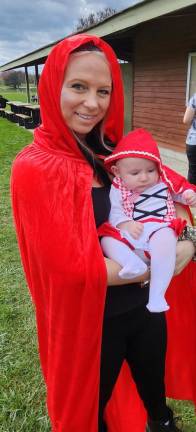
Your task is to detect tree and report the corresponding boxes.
[75,7,116,31]
[2,70,25,89]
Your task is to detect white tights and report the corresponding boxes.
[101,227,177,312]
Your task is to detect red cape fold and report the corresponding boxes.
[105,261,196,432]
[11,34,195,432]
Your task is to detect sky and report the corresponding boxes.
[0,0,142,67]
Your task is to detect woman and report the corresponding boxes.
[11,34,196,432]
[183,92,196,184]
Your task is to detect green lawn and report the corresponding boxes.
[0,85,37,103]
[1,91,28,102]
[0,118,50,431]
[0,117,195,431]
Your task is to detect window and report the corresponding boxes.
[186,53,196,103]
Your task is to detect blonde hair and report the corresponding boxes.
[71,43,114,182]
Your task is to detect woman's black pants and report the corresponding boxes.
[186,144,196,185]
[99,306,168,431]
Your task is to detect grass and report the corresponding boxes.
[1,91,28,102]
[0,118,50,431]
[0,85,37,103]
[0,116,195,431]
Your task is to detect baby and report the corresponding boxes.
[101,128,196,312]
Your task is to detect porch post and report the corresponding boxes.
[25,66,30,102]
[35,64,39,102]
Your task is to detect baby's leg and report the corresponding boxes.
[147,227,177,312]
[101,236,147,279]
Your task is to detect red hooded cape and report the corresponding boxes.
[105,128,196,195]
[11,35,195,432]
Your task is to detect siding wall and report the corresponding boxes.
[133,9,196,152]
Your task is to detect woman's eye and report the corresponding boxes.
[71,83,85,91]
[98,89,111,96]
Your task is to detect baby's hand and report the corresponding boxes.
[126,221,144,239]
[182,189,196,207]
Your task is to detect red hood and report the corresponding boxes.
[105,128,196,194]
[11,34,125,432]
[34,34,124,158]
[105,128,162,169]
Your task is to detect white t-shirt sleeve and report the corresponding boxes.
[188,93,196,109]
[109,185,130,227]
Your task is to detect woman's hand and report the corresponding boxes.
[104,257,150,286]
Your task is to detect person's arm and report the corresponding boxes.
[183,106,195,126]
[104,257,150,286]
[183,95,196,126]
[172,189,196,206]
[105,204,195,283]
[175,240,195,275]
[109,186,144,238]
[109,185,130,227]
[104,240,194,284]
[104,241,194,283]
[174,203,195,275]
[117,220,144,239]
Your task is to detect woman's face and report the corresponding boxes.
[60,51,112,137]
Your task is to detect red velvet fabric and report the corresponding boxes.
[11,34,195,432]
[105,262,196,432]
[105,205,196,432]
[166,262,196,405]
[11,34,125,432]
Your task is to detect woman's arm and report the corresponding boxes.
[105,204,195,283]
[105,243,194,283]
[174,203,195,274]
[175,202,193,224]
[175,240,195,275]
[183,106,195,126]
[105,242,194,283]
[104,257,150,286]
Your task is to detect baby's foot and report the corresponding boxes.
[119,263,147,279]
[146,298,170,313]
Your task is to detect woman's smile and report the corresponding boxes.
[75,112,98,121]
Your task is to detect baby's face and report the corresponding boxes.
[113,157,159,193]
